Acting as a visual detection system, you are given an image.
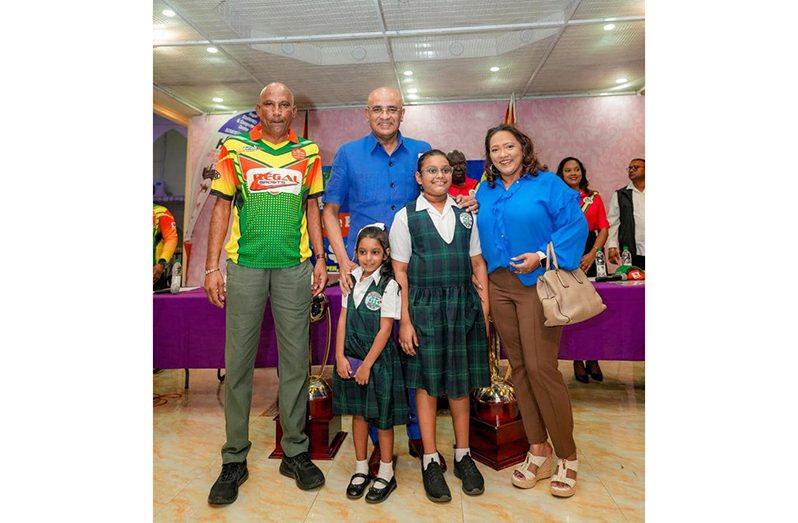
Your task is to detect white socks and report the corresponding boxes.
[423,452,441,470]
[372,460,394,490]
[352,459,368,485]
[455,448,471,462]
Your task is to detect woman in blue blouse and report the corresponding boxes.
[475,124,587,498]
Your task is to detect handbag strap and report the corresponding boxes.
[545,241,560,271]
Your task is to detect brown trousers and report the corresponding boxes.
[488,268,576,458]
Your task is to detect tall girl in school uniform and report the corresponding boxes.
[389,149,490,503]
[333,224,407,504]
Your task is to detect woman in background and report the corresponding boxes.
[556,156,609,383]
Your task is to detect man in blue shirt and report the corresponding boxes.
[323,86,462,478]
[323,87,431,283]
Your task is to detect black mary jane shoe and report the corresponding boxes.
[573,361,589,384]
[586,360,604,382]
[346,473,372,499]
[365,476,397,504]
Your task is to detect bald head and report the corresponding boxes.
[365,86,405,144]
[260,82,294,106]
[367,87,402,108]
[256,82,297,142]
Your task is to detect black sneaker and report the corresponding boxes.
[453,454,484,495]
[280,452,325,490]
[421,460,451,503]
[208,461,248,505]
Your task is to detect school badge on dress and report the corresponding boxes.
[459,212,473,229]
[364,290,382,311]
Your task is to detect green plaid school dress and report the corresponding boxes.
[332,275,409,429]
[403,200,489,397]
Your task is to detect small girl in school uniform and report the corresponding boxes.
[389,149,491,503]
[332,224,407,504]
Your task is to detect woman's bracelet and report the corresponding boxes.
[205,268,220,276]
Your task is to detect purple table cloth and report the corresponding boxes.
[153,288,341,369]
[153,281,644,369]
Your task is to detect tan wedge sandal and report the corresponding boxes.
[550,457,578,498]
[511,452,553,489]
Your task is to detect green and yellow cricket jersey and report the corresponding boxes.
[210,125,323,268]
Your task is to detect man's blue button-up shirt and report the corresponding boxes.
[324,131,431,259]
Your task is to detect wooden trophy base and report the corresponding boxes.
[469,414,528,470]
[269,412,347,460]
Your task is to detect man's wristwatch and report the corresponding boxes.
[315,253,327,260]
[158,259,168,268]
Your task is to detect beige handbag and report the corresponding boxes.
[536,242,607,327]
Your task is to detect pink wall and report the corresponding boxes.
[308,95,644,204]
[185,95,644,285]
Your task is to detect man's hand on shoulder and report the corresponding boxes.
[338,259,359,295]
[456,193,479,214]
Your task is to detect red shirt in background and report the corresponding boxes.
[580,190,610,231]
[448,177,478,197]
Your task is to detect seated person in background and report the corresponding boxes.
[556,157,609,384]
[447,150,478,197]
[607,159,645,270]
[153,203,178,290]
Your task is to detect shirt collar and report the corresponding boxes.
[415,193,457,213]
[625,181,644,194]
[351,265,382,286]
[250,124,299,145]
[367,130,405,153]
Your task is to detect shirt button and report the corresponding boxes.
[390,182,396,188]
[391,205,396,210]
[388,161,394,167]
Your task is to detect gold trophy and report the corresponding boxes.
[473,319,519,424]
[469,319,527,470]
[307,293,332,418]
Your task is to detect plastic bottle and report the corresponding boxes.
[621,246,632,267]
[595,248,608,278]
[170,256,182,294]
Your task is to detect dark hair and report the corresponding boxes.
[630,158,645,163]
[355,226,395,285]
[417,149,449,172]
[483,124,540,188]
[556,156,591,193]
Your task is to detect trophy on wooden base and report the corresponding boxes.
[469,320,529,470]
[270,293,347,460]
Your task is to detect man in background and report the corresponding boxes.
[153,203,178,290]
[607,158,645,269]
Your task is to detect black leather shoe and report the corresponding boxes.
[346,473,372,499]
[365,476,397,504]
[208,461,248,505]
[280,452,325,490]
[586,360,603,382]
[409,440,447,472]
[573,361,589,383]
[422,461,451,503]
[453,455,484,496]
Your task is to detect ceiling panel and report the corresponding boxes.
[153,0,645,115]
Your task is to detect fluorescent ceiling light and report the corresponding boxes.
[616,78,628,84]
[407,94,419,100]
[207,47,218,53]
[603,24,616,31]
[403,70,413,76]
[490,66,500,72]
[407,88,418,94]
[162,9,175,17]
[212,97,224,103]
